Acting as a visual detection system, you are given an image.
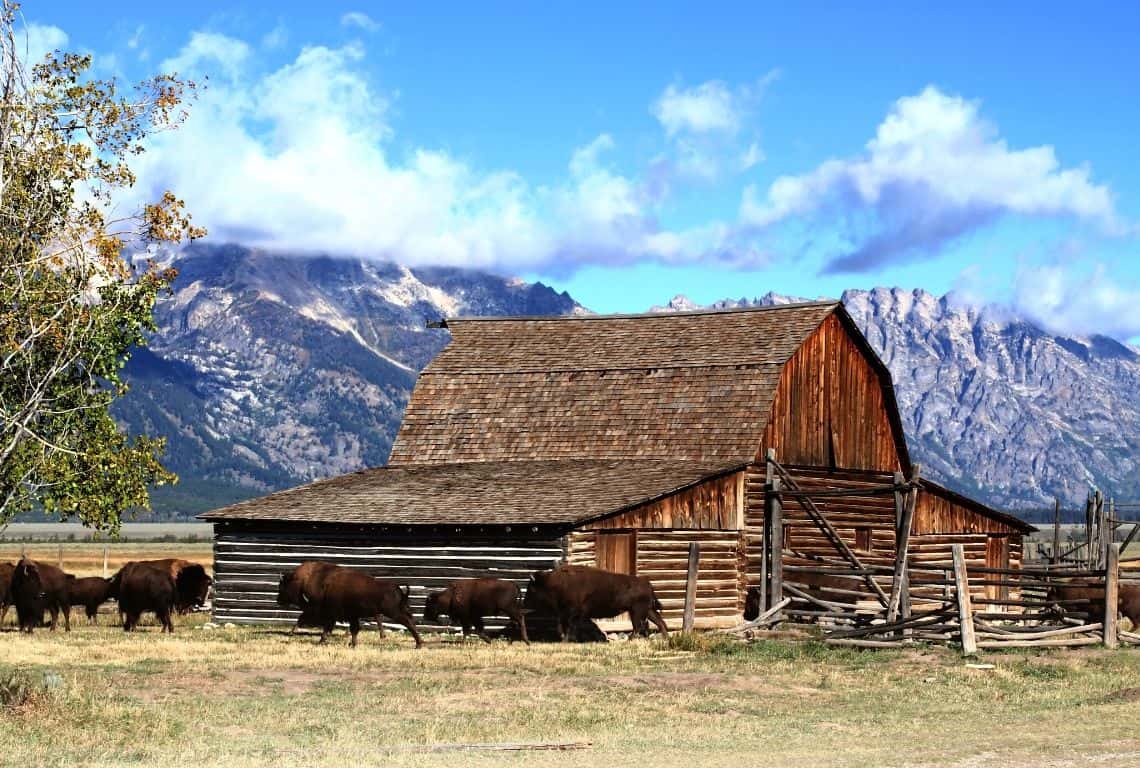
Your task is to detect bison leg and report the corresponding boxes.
[47,605,59,632]
[473,617,492,644]
[507,606,530,645]
[318,620,335,644]
[391,610,423,649]
[348,617,361,648]
[62,603,71,633]
[460,622,472,641]
[648,607,669,638]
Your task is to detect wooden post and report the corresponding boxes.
[682,542,700,632]
[952,544,977,655]
[887,470,916,623]
[1104,543,1120,650]
[1085,494,1094,569]
[1052,497,1061,566]
[1120,523,1140,560]
[769,476,783,611]
[57,543,62,569]
[103,546,109,579]
[761,451,774,611]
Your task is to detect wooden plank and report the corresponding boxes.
[887,470,916,623]
[952,544,977,655]
[682,542,700,632]
[769,476,783,609]
[1105,543,1120,649]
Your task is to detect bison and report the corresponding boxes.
[1048,583,1140,629]
[524,565,668,641]
[0,561,13,626]
[129,559,213,614]
[424,578,529,644]
[67,577,114,624]
[9,559,72,633]
[111,562,176,633]
[278,561,422,648]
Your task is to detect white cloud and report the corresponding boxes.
[162,31,251,80]
[23,22,67,63]
[652,80,741,137]
[128,35,739,273]
[340,12,380,32]
[741,86,1119,273]
[1013,263,1140,339]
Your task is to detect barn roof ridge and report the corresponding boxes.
[435,298,840,326]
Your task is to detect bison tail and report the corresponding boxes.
[652,592,663,613]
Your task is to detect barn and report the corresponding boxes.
[202,301,1033,630]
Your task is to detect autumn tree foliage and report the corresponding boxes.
[0,1,204,529]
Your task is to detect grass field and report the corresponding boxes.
[1,618,1138,768]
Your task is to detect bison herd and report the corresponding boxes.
[275,562,669,647]
[0,557,212,634]
[0,557,669,646]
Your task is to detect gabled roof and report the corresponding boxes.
[389,301,843,466]
[200,459,746,527]
[920,478,1038,534]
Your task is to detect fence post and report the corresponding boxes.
[103,546,109,579]
[761,451,774,611]
[769,476,783,611]
[1105,543,1120,650]
[57,543,62,569]
[952,544,977,655]
[888,470,916,624]
[1052,497,1061,565]
[682,542,700,632]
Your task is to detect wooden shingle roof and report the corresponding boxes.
[200,459,746,526]
[389,301,840,466]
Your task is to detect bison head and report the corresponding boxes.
[173,564,213,613]
[743,587,761,621]
[277,570,304,608]
[423,589,451,623]
[523,571,555,613]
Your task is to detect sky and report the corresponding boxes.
[27,2,1140,339]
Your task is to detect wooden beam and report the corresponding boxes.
[682,542,700,632]
[887,469,917,623]
[769,458,890,606]
[1052,497,1061,566]
[769,476,784,610]
[952,544,977,655]
[1105,542,1120,650]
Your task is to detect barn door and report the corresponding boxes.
[596,532,637,575]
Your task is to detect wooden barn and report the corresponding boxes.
[202,301,1034,630]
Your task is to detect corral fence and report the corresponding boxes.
[722,453,1138,652]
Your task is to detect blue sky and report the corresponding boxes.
[30,2,1140,338]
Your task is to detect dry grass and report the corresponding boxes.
[0,542,212,578]
[0,617,1138,768]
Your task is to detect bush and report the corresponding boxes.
[0,668,62,711]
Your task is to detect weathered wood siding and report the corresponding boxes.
[586,471,744,531]
[567,529,743,629]
[211,524,565,630]
[760,313,904,472]
[914,490,1025,535]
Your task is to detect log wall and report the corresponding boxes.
[759,313,905,472]
[566,529,743,629]
[211,524,565,631]
[587,471,744,531]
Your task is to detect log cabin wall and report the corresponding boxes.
[211,523,565,631]
[586,471,744,531]
[565,529,743,629]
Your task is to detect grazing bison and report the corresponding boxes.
[67,577,114,624]
[524,565,668,641]
[424,578,529,644]
[111,562,176,633]
[9,559,72,633]
[130,559,213,614]
[278,561,422,648]
[1048,583,1140,628]
[0,561,13,626]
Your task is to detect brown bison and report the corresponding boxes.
[524,565,668,641]
[1048,583,1140,628]
[424,578,529,644]
[111,562,177,632]
[67,577,114,624]
[131,559,213,614]
[278,561,422,648]
[9,559,72,633]
[0,561,13,625]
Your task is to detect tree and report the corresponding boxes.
[0,1,204,530]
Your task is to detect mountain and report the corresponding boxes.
[653,289,1140,511]
[112,244,581,516]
